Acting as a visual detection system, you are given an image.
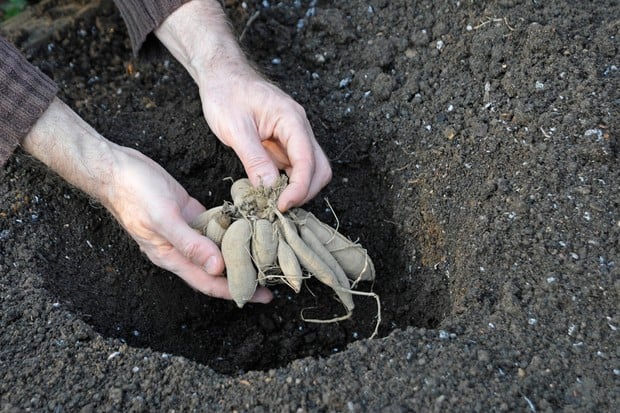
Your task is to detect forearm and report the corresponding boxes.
[21,97,118,203]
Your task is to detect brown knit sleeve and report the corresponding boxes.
[0,36,58,167]
[113,0,190,55]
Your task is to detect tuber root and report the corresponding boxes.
[293,208,375,282]
[221,218,257,308]
[230,178,252,207]
[277,234,303,293]
[189,205,223,234]
[252,218,278,285]
[275,210,354,313]
[205,210,232,247]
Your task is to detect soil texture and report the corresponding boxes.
[1,0,618,411]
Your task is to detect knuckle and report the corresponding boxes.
[291,101,306,117]
[180,240,202,261]
[277,96,306,118]
[245,154,273,173]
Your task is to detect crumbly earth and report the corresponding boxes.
[1,0,618,411]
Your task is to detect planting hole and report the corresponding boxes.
[38,164,449,375]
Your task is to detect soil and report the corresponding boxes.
[1,0,618,411]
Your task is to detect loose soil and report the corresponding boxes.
[1,0,618,411]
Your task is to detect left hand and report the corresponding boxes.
[22,97,273,303]
[103,145,274,303]
[197,62,332,212]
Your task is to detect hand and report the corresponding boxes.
[102,146,273,303]
[22,98,273,303]
[155,0,332,211]
[199,64,333,211]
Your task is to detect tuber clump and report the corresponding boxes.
[190,176,378,332]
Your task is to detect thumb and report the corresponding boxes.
[161,221,225,276]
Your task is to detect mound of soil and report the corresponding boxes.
[1,0,618,411]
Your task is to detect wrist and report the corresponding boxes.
[155,0,248,83]
[22,98,119,204]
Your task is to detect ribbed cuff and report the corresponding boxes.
[0,36,58,167]
[113,0,190,55]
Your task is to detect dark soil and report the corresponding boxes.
[1,0,618,411]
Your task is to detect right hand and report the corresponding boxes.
[197,64,332,212]
[155,0,333,212]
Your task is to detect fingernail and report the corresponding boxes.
[278,199,291,212]
[204,256,219,275]
[260,173,278,187]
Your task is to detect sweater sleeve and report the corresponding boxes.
[0,36,58,167]
[112,0,190,55]
[0,1,188,167]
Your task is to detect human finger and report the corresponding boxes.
[276,134,334,211]
[229,121,280,188]
[281,143,332,208]
[158,218,225,276]
[149,246,273,303]
[271,125,316,211]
